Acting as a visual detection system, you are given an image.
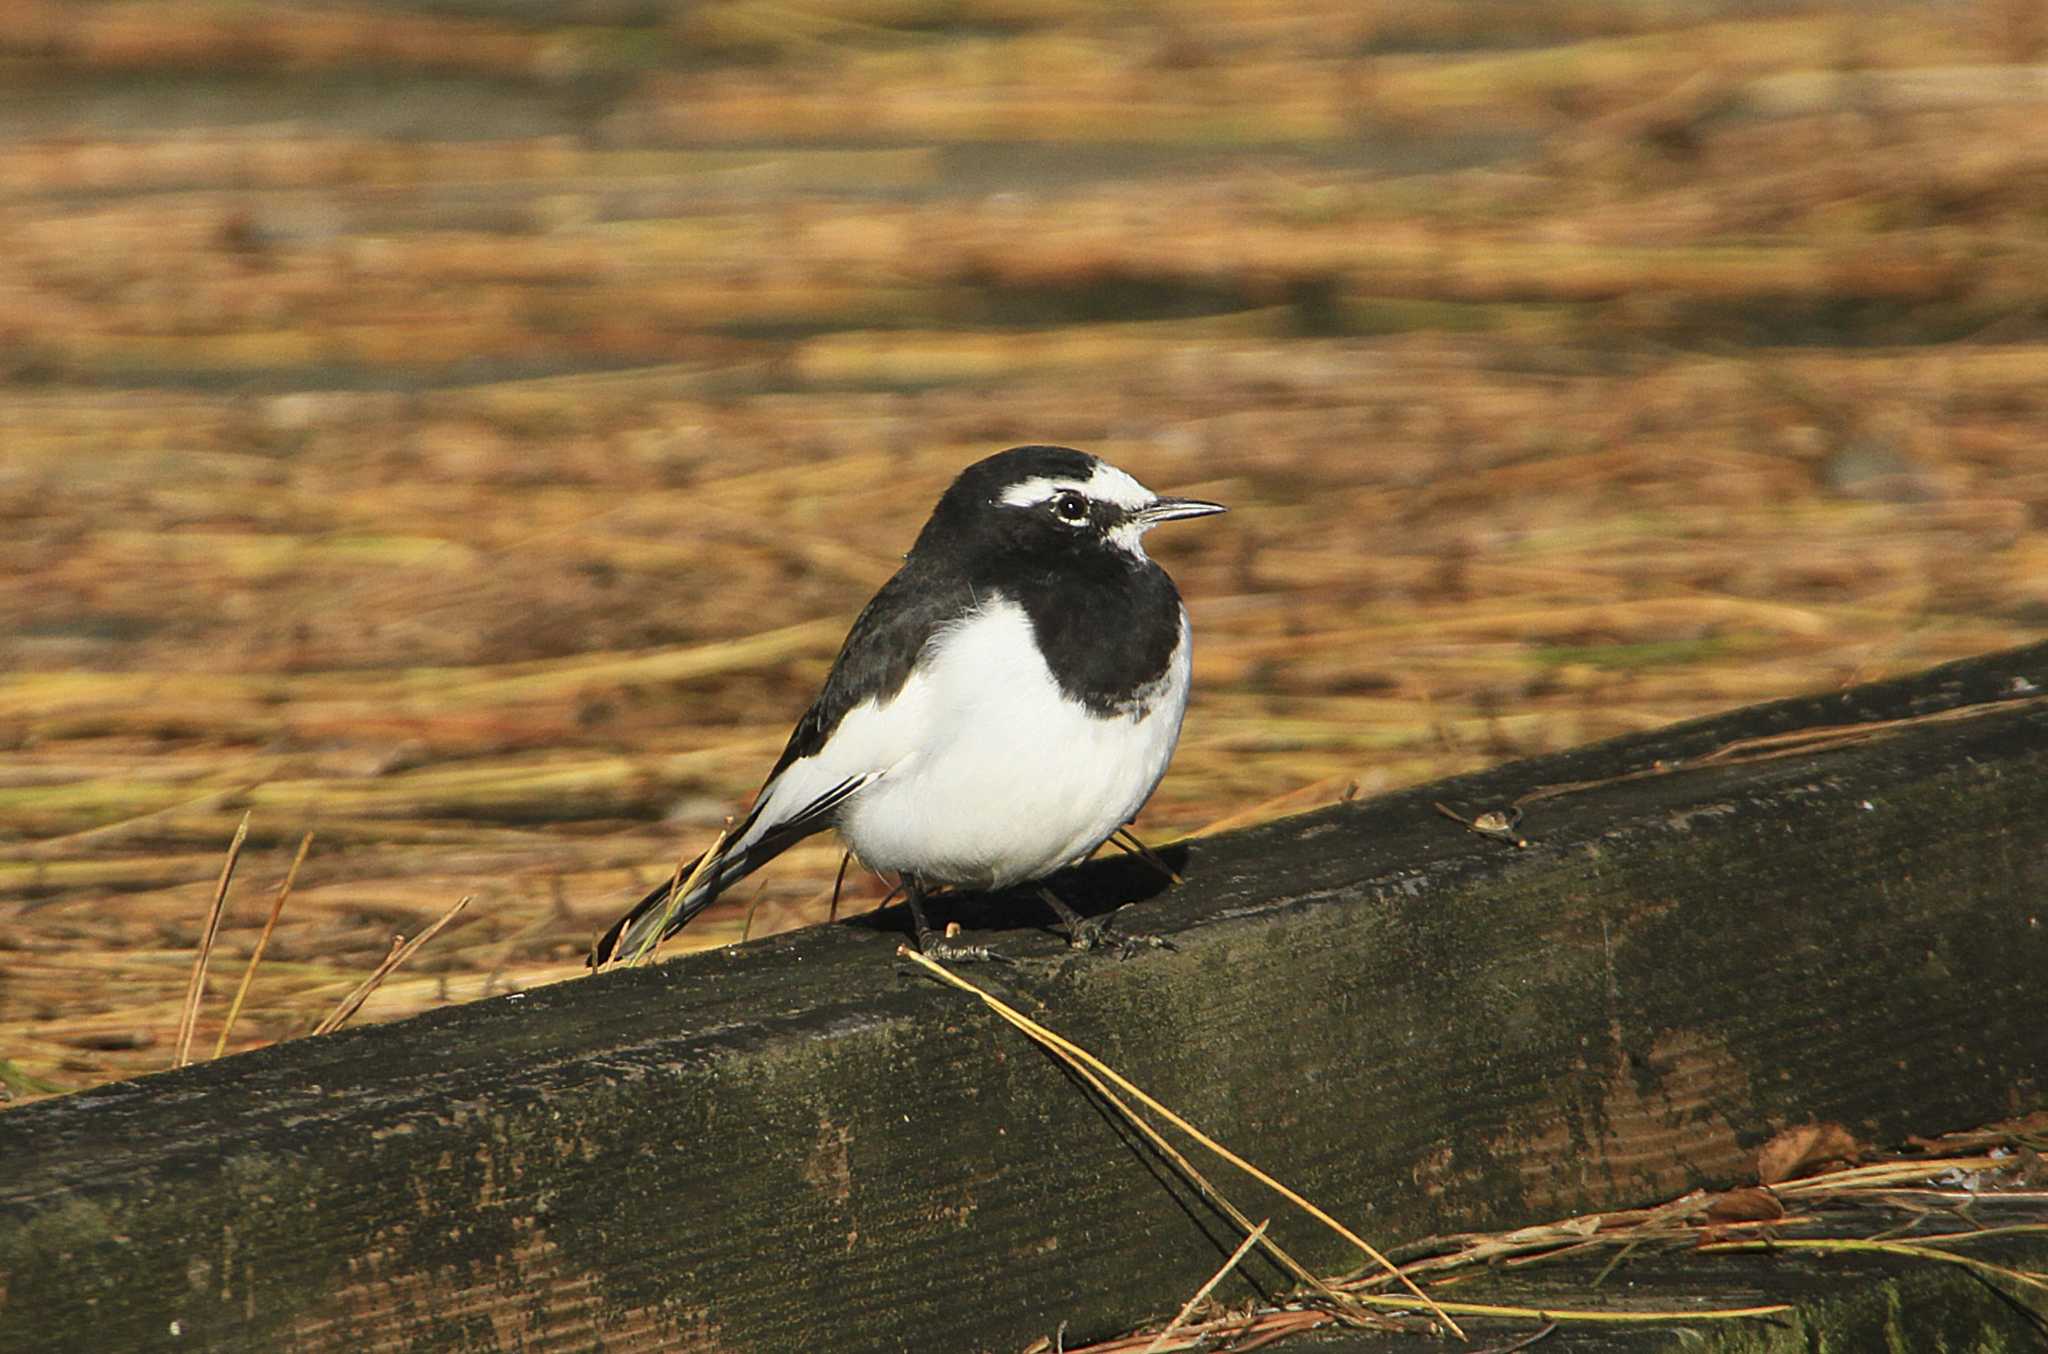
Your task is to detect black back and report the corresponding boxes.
[763,446,1187,780]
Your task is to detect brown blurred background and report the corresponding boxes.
[3,0,2047,1103]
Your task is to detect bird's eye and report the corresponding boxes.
[1052,491,1088,523]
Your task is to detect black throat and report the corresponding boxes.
[968,547,1185,718]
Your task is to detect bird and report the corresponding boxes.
[589,444,1225,966]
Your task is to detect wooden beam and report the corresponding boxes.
[3,643,2045,1352]
[1285,1227,2048,1351]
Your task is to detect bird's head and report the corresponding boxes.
[919,445,1225,566]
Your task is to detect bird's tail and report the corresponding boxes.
[590,772,868,966]
[587,855,720,968]
[587,825,804,967]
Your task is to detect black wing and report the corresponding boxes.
[761,554,970,781]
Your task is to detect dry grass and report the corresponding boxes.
[5,0,2048,1103]
[905,946,2045,1351]
[170,812,247,1069]
[904,945,1461,1337]
[1064,1137,2048,1351]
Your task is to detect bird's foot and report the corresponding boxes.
[1039,887,1171,958]
[914,922,1013,965]
[1061,905,1175,959]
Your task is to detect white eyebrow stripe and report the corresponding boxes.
[996,463,1157,511]
[1081,460,1155,509]
[997,475,1086,508]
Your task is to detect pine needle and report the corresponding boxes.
[898,946,1461,1338]
[1699,1230,2048,1295]
[313,895,470,1036]
[1141,1220,1269,1354]
[173,812,249,1069]
[212,831,312,1060]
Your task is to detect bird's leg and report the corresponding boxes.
[1110,826,1183,884]
[1039,885,1173,957]
[904,882,940,950]
[906,880,1008,964]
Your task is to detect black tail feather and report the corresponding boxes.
[588,852,717,967]
[588,822,825,967]
[589,775,866,967]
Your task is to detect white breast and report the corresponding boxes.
[829,597,1191,889]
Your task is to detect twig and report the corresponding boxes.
[1471,1320,1559,1353]
[740,882,768,942]
[1775,1156,2008,1194]
[829,851,854,923]
[1699,1231,2048,1295]
[1141,1220,1269,1354]
[1348,1295,1791,1324]
[1187,776,1358,839]
[211,831,312,1060]
[174,812,250,1068]
[1512,696,2048,813]
[1111,827,1183,884]
[313,896,470,1036]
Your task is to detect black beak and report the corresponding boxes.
[1137,496,1227,526]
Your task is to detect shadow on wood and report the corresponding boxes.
[3,644,2046,1351]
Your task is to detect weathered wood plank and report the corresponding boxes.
[1298,1228,2048,1351]
[3,643,2046,1351]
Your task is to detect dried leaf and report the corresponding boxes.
[1757,1122,1865,1184]
[1703,1186,1785,1222]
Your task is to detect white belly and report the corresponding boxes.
[835,599,1190,888]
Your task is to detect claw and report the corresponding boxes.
[916,938,1014,965]
[1061,904,1173,959]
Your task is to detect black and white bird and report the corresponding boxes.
[590,445,1224,966]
